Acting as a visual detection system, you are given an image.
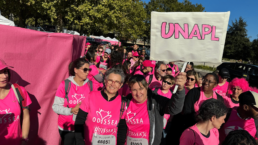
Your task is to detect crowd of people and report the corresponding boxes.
[1,43,258,145]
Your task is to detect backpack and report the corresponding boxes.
[64,79,93,108]
[153,87,173,95]
[11,83,27,127]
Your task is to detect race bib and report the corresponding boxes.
[99,62,108,70]
[127,136,148,145]
[92,134,116,145]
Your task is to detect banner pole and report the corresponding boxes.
[173,62,188,94]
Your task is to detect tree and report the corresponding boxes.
[144,0,205,41]
[223,17,252,60]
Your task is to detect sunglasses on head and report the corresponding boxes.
[163,80,172,85]
[82,68,92,73]
[187,77,195,81]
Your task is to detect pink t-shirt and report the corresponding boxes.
[80,91,123,145]
[145,75,162,90]
[55,81,90,131]
[125,99,150,145]
[223,96,239,108]
[152,88,172,129]
[219,107,257,142]
[213,82,229,98]
[194,89,217,113]
[180,124,219,145]
[0,86,32,145]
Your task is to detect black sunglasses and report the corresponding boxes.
[161,69,166,72]
[187,77,195,81]
[83,68,92,73]
[163,80,172,85]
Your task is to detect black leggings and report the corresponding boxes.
[59,129,76,145]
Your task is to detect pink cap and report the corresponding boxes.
[142,60,155,68]
[0,59,13,70]
[132,52,139,57]
[85,42,91,47]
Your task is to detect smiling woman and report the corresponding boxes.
[118,73,186,145]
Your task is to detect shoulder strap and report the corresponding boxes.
[12,83,27,109]
[149,75,153,85]
[225,108,232,123]
[88,80,93,91]
[64,79,71,108]
[188,128,196,145]
[153,88,159,94]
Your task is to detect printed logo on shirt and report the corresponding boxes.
[128,131,147,138]
[126,111,143,125]
[94,126,117,135]
[69,93,85,104]
[225,126,243,135]
[92,109,118,126]
[0,108,19,124]
[215,90,226,96]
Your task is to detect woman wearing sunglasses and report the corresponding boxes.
[52,57,92,145]
[119,73,186,145]
[224,77,249,108]
[166,73,224,145]
[75,68,126,145]
[185,70,199,94]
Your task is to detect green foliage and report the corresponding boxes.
[0,0,146,39]
[144,0,205,41]
[195,65,215,71]
[223,17,252,60]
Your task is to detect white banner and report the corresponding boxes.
[150,11,230,63]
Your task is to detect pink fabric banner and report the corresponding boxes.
[0,24,86,145]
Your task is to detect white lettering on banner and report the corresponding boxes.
[92,109,118,126]
[70,93,85,104]
[150,12,230,63]
[128,131,147,138]
[126,111,144,125]
[0,108,19,124]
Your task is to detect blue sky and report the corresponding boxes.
[143,0,258,41]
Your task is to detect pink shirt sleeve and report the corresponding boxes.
[179,129,196,145]
[96,56,101,63]
[20,86,32,107]
[55,81,65,98]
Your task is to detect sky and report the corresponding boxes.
[143,0,258,41]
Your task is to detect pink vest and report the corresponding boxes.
[219,107,257,142]
[180,124,219,145]
[80,91,123,145]
[125,100,150,145]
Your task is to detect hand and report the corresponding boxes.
[175,72,187,91]
[71,102,82,115]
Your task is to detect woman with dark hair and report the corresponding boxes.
[222,130,257,145]
[0,59,31,145]
[75,68,126,145]
[180,99,228,145]
[85,50,96,66]
[120,73,186,145]
[52,57,92,145]
[185,62,194,72]
[167,73,224,145]
[110,51,124,68]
